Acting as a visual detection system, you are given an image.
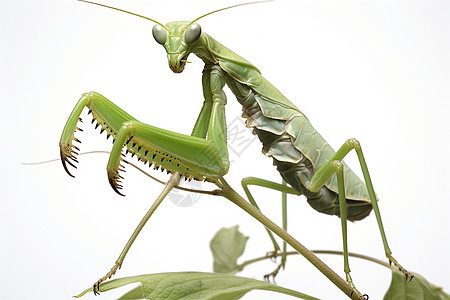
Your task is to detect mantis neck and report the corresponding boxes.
[191,33,217,65]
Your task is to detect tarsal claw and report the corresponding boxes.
[107,168,126,196]
[60,143,79,177]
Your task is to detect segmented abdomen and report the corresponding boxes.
[226,78,372,221]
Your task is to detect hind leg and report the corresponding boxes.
[306,138,413,296]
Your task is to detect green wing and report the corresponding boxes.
[205,34,302,121]
[204,33,371,202]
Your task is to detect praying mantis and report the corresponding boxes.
[59,1,414,298]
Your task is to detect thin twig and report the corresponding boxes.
[235,250,392,273]
[20,150,111,165]
[22,150,218,195]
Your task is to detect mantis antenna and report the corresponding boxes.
[77,0,273,29]
[77,0,168,29]
[187,0,273,26]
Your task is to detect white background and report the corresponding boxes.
[1,0,449,299]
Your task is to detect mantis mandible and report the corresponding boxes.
[60,0,412,297]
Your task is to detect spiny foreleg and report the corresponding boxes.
[59,91,136,177]
[59,91,229,194]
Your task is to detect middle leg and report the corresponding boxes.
[241,177,300,280]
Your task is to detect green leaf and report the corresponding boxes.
[74,272,319,300]
[384,269,450,300]
[210,225,249,274]
[116,285,144,300]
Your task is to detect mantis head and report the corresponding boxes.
[152,22,202,73]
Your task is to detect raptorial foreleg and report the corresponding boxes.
[59,91,136,177]
[59,91,230,195]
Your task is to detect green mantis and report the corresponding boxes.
[59,1,413,298]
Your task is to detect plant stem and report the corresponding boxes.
[216,177,360,300]
[235,250,392,273]
[312,250,392,268]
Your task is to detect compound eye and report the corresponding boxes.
[152,25,167,45]
[184,23,201,44]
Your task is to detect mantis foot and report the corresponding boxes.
[388,254,414,282]
[93,262,122,295]
[263,260,286,283]
[345,273,368,300]
[265,250,279,262]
